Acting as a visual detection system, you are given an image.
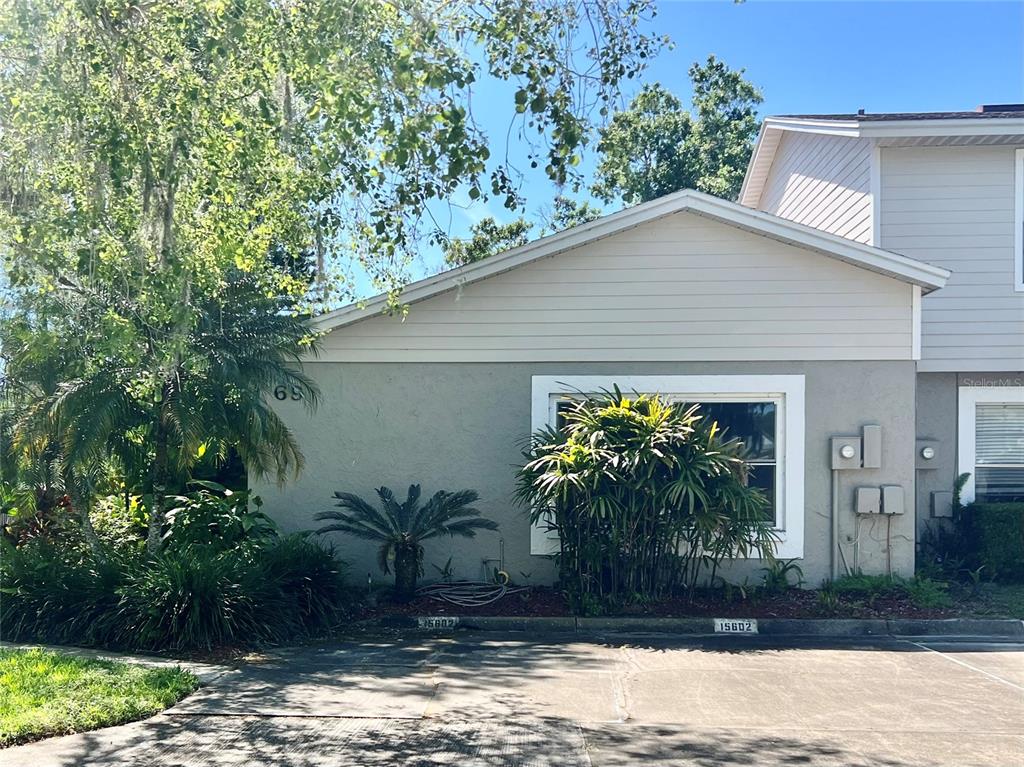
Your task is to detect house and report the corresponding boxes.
[255,183,960,586]
[740,105,1024,539]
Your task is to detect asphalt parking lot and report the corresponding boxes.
[5,632,1023,766]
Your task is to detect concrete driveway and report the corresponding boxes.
[4,632,1023,766]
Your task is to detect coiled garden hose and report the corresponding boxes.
[416,579,527,607]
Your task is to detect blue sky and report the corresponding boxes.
[390,0,1023,290]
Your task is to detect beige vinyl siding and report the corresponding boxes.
[880,146,1024,372]
[757,132,874,244]
[321,211,913,362]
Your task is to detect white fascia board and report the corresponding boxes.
[763,115,1024,139]
[738,122,772,207]
[313,189,950,332]
[742,116,1024,206]
[911,285,922,361]
[761,117,862,136]
[858,117,1024,139]
[686,193,950,292]
[1014,149,1023,293]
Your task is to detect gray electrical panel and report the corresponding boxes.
[830,437,862,470]
[881,485,904,515]
[931,490,953,519]
[855,487,881,515]
[862,425,882,469]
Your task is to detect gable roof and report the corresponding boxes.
[740,111,1024,207]
[312,189,950,333]
[780,108,1024,122]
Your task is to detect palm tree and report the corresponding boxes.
[4,271,319,554]
[314,484,498,600]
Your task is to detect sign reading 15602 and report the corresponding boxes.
[273,384,304,401]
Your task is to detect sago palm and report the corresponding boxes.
[314,484,498,600]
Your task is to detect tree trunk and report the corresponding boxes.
[75,490,105,562]
[145,418,170,556]
[393,546,419,602]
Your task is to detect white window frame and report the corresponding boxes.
[1014,148,1024,293]
[529,375,805,559]
[958,385,1024,504]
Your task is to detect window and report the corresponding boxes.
[1015,148,1023,292]
[531,375,805,558]
[958,387,1024,504]
[554,399,778,519]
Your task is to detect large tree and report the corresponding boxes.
[1,272,318,553]
[0,0,663,550]
[442,217,534,267]
[593,55,762,204]
[442,196,602,266]
[0,0,662,307]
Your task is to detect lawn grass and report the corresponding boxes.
[0,648,199,747]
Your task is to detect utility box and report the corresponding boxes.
[831,437,862,470]
[881,485,905,515]
[931,490,954,519]
[855,487,881,515]
[862,425,882,469]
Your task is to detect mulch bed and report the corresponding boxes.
[358,586,958,620]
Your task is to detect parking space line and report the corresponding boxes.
[902,640,1024,693]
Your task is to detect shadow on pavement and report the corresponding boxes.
[3,632,1020,767]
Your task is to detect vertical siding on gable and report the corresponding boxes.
[757,132,874,244]
[880,146,1024,373]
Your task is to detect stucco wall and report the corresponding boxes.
[915,373,1024,545]
[915,372,959,541]
[253,360,918,588]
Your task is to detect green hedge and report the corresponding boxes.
[0,535,355,652]
[964,503,1024,583]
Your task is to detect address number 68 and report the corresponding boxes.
[273,384,304,401]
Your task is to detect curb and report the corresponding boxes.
[369,615,1024,638]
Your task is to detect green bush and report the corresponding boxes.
[163,483,278,554]
[903,576,953,610]
[829,573,903,597]
[1,534,353,652]
[113,546,267,650]
[261,534,353,634]
[90,493,147,551]
[965,502,1024,582]
[0,541,127,646]
[515,389,775,611]
[827,573,953,610]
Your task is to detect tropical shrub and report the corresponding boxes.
[918,475,1024,583]
[826,573,953,610]
[0,534,352,652]
[515,389,776,611]
[162,483,277,554]
[761,558,804,594]
[113,547,267,650]
[966,502,1024,582]
[0,540,128,646]
[315,484,498,601]
[90,493,148,551]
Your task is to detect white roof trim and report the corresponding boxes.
[740,115,1024,206]
[312,188,950,333]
